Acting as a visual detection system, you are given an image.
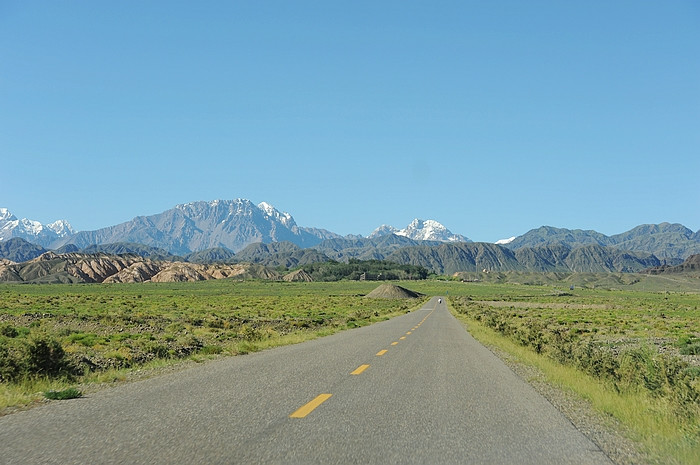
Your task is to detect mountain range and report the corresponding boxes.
[502,224,700,260]
[1,200,699,278]
[0,208,75,248]
[48,200,338,255]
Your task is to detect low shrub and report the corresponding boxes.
[145,342,170,359]
[199,345,224,355]
[0,324,19,338]
[678,334,700,355]
[44,387,82,400]
[574,340,620,382]
[0,340,23,382]
[26,335,77,378]
[450,296,700,420]
[67,332,105,347]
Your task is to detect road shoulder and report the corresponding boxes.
[451,314,651,465]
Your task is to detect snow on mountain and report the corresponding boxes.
[258,202,295,228]
[368,225,399,238]
[0,208,76,247]
[19,218,44,235]
[495,236,516,245]
[47,220,77,236]
[0,208,16,222]
[370,219,470,243]
[54,199,323,254]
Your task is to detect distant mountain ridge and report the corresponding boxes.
[504,223,700,260]
[2,200,698,274]
[49,199,333,255]
[0,239,667,280]
[383,242,662,275]
[0,237,48,263]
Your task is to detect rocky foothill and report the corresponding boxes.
[0,252,285,284]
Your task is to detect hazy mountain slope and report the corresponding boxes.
[314,234,438,261]
[609,223,700,259]
[54,244,81,254]
[234,241,302,262]
[50,208,199,254]
[80,243,181,261]
[505,226,611,250]
[368,225,399,238]
[0,237,47,262]
[383,242,661,274]
[513,243,573,272]
[562,244,660,273]
[234,241,329,268]
[185,247,236,264]
[50,200,324,254]
[255,249,331,268]
[299,227,343,241]
[386,243,521,275]
[506,223,699,260]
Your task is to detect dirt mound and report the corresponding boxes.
[366,283,423,299]
[282,269,313,282]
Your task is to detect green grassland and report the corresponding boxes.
[0,280,425,411]
[1,274,698,463]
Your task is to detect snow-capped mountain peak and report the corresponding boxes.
[258,202,295,228]
[368,224,399,238]
[495,236,516,245]
[403,219,445,241]
[370,219,470,243]
[19,218,44,235]
[0,208,17,222]
[47,219,76,236]
[0,208,75,245]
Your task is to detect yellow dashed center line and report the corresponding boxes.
[292,302,442,420]
[290,394,332,418]
[351,364,370,375]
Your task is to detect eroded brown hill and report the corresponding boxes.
[0,252,281,283]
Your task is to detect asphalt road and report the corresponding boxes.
[0,297,612,464]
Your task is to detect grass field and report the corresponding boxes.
[1,274,698,463]
[0,280,425,411]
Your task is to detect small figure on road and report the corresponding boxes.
[438,298,442,304]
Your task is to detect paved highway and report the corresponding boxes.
[0,297,612,464]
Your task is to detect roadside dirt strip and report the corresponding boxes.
[0,298,613,464]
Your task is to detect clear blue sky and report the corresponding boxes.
[2,1,698,242]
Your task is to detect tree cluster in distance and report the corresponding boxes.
[298,259,429,282]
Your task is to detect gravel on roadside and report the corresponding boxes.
[487,345,652,465]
